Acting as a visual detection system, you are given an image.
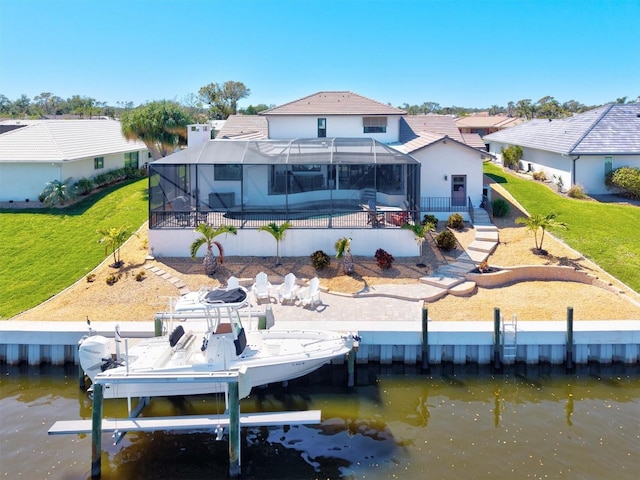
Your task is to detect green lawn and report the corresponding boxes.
[484,162,640,293]
[0,179,149,319]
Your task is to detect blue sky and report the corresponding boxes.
[1,0,638,110]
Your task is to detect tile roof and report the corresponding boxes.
[484,104,640,155]
[0,120,147,162]
[216,115,268,139]
[460,132,487,150]
[260,91,406,116]
[455,115,524,129]
[399,115,464,143]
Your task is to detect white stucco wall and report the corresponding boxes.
[489,141,640,195]
[575,155,640,195]
[148,227,419,259]
[412,141,485,207]
[267,115,401,143]
[0,149,149,202]
[0,162,62,201]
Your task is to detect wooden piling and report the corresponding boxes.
[493,308,502,373]
[228,382,240,478]
[347,348,356,387]
[421,305,430,373]
[91,384,103,478]
[566,307,574,373]
[154,314,163,337]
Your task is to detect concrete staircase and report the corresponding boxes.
[418,207,499,300]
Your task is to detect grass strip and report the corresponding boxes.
[0,179,148,319]
[484,162,640,293]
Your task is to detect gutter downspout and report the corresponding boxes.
[571,156,581,186]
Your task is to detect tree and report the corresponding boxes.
[40,178,76,206]
[515,212,568,253]
[189,223,238,275]
[258,221,292,266]
[401,220,436,267]
[335,237,354,274]
[238,103,272,115]
[198,81,251,119]
[120,101,194,159]
[97,225,133,267]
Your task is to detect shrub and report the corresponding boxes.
[436,230,457,251]
[422,214,438,227]
[310,250,330,270]
[606,166,640,199]
[86,273,96,283]
[491,198,510,217]
[446,213,464,229]
[73,177,94,196]
[374,248,394,269]
[135,271,147,281]
[567,184,587,199]
[105,274,118,285]
[553,174,565,192]
[532,170,547,182]
[501,145,523,170]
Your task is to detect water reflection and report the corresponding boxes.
[1,363,638,479]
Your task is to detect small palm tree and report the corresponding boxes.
[258,221,292,266]
[97,225,133,267]
[516,212,568,253]
[335,237,354,274]
[41,177,76,206]
[190,223,238,275]
[401,220,436,268]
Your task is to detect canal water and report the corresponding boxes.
[1,363,638,479]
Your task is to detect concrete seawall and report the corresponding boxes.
[1,319,638,366]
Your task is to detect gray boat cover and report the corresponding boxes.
[203,287,247,304]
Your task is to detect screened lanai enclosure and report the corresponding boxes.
[149,138,421,230]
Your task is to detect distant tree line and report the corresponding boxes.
[397,95,639,119]
[1,85,637,121]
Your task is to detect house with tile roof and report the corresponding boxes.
[147,91,492,258]
[0,119,149,203]
[455,113,524,139]
[484,104,640,195]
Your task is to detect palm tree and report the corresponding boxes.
[190,223,238,275]
[41,177,76,207]
[401,220,436,268]
[97,225,133,267]
[120,101,194,160]
[258,221,292,266]
[515,212,568,253]
[335,237,354,274]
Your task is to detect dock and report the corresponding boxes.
[49,410,322,435]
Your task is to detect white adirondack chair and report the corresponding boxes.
[277,273,298,304]
[251,272,272,303]
[226,276,240,291]
[298,277,321,308]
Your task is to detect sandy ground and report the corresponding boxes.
[11,205,640,322]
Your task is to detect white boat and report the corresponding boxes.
[79,287,359,400]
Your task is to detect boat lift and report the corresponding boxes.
[49,367,321,478]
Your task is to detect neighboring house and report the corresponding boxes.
[484,104,640,195]
[148,91,492,258]
[0,119,149,202]
[455,113,524,139]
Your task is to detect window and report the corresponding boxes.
[317,118,326,138]
[605,156,613,176]
[214,164,242,181]
[124,151,139,169]
[363,117,387,133]
[94,157,104,169]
